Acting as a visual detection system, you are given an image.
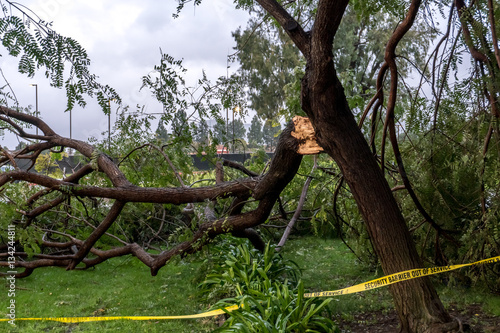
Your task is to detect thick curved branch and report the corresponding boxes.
[23,165,95,223]
[150,195,279,275]
[310,0,349,61]
[1,106,131,187]
[0,106,56,139]
[254,0,311,56]
[454,0,500,118]
[27,164,94,204]
[380,0,421,168]
[150,121,303,275]
[67,200,126,269]
[1,119,304,277]
[379,0,461,249]
[222,159,259,177]
[454,0,490,63]
[0,169,258,204]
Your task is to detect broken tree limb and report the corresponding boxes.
[0,109,308,277]
[276,156,317,251]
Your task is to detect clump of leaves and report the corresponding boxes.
[197,236,337,332]
[197,237,301,302]
[214,281,337,333]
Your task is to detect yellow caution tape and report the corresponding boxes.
[0,305,239,323]
[2,256,498,323]
[304,255,500,298]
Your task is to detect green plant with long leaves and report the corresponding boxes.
[214,281,337,333]
[199,238,337,332]
[197,238,301,302]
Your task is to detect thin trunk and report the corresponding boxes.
[276,157,316,250]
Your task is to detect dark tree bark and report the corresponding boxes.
[255,0,459,332]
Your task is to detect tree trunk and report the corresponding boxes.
[301,33,457,333]
[255,0,459,330]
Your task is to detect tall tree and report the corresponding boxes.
[233,2,433,123]
[250,0,457,331]
[155,119,169,142]
[212,119,228,145]
[233,20,302,121]
[193,118,209,145]
[262,119,281,151]
[228,118,246,142]
[171,110,189,138]
[247,115,263,146]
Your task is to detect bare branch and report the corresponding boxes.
[276,156,316,251]
[254,0,311,56]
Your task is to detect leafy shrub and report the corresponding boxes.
[213,280,338,333]
[197,237,301,302]
[197,236,338,332]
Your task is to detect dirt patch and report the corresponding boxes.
[336,304,499,333]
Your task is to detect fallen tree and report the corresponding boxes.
[0,107,315,277]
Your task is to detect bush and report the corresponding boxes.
[197,237,338,332]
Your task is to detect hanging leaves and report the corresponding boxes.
[0,0,120,111]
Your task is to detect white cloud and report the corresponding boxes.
[1,0,250,148]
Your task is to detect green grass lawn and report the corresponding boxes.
[1,256,219,332]
[2,236,499,332]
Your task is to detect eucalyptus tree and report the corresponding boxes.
[232,1,434,122]
[233,20,302,121]
[193,118,209,145]
[155,119,169,142]
[247,114,263,146]
[228,118,247,142]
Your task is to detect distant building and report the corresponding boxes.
[216,145,229,154]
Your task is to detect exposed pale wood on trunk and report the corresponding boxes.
[291,116,324,155]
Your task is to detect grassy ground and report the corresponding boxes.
[1,256,218,332]
[280,236,394,318]
[2,236,499,332]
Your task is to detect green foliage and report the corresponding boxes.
[282,61,306,120]
[351,0,409,19]
[247,115,263,147]
[34,150,68,178]
[229,118,247,142]
[193,118,209,145]
[214,281,337,333]
[141,52,187,119]
[196,236,337,332]
[232,20,302,121]
[197,237,301,302]
[141,51,245,154]
[0,1,119,111]
[262,119,281,151]
[397,24,500,285]
[155,119,169,142]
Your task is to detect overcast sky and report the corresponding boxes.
[1,0,250,148]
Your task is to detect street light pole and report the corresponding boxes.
[232,108,235,153]
[232,106,240,153]
[31,84,38,137]
[108,99,112,150]
[226,107,229,153]
[70,108,72,139]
